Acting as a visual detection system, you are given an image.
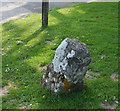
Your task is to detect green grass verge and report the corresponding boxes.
[1,2,119,109]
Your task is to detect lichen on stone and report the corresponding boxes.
[40,38,91,94]
[62,78,71,93]
[67,50,75,58]
[52,39,68,73]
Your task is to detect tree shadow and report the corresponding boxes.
[2,2,118,109]
[2,4,96,109]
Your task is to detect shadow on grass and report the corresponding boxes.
[2,12,97,109]
[2,2,118,109]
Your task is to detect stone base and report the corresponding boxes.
[40,38,91,94]
[48,81,87,95]
[71,81,87,92]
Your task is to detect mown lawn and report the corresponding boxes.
[1,2,119,109]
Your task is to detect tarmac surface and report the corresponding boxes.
[0,1,97,24]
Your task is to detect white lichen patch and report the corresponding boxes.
[67,50,75,58]
[53,78,56,82]
[43,74,45,79]
[64,75,71,82]
[48,72,51,77]
[54,89,58,93]
[45,79,48,83]
[52,39,68,72]
[59,57,68,70]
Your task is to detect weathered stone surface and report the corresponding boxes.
[40,38,91,94]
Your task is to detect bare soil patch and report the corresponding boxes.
[19,106,27,110]
[85,73,97,79]
[101,101,117,109]
[110,73,118,81]
[85,70,100,80]
[0,83,17,96]
[100,54,105,59]
[45,40,56,45]
[39,66,47,71]
[45,40,52,43]
[64,9,71,11]
[16,40,23,43]
[0,83,12,96]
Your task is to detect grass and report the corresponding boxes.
[1,2,119,109]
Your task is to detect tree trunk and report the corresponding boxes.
[42,1,49,27]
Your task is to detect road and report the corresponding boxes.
[0,1,97,24]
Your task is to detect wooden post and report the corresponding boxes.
[42,0,49,27]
